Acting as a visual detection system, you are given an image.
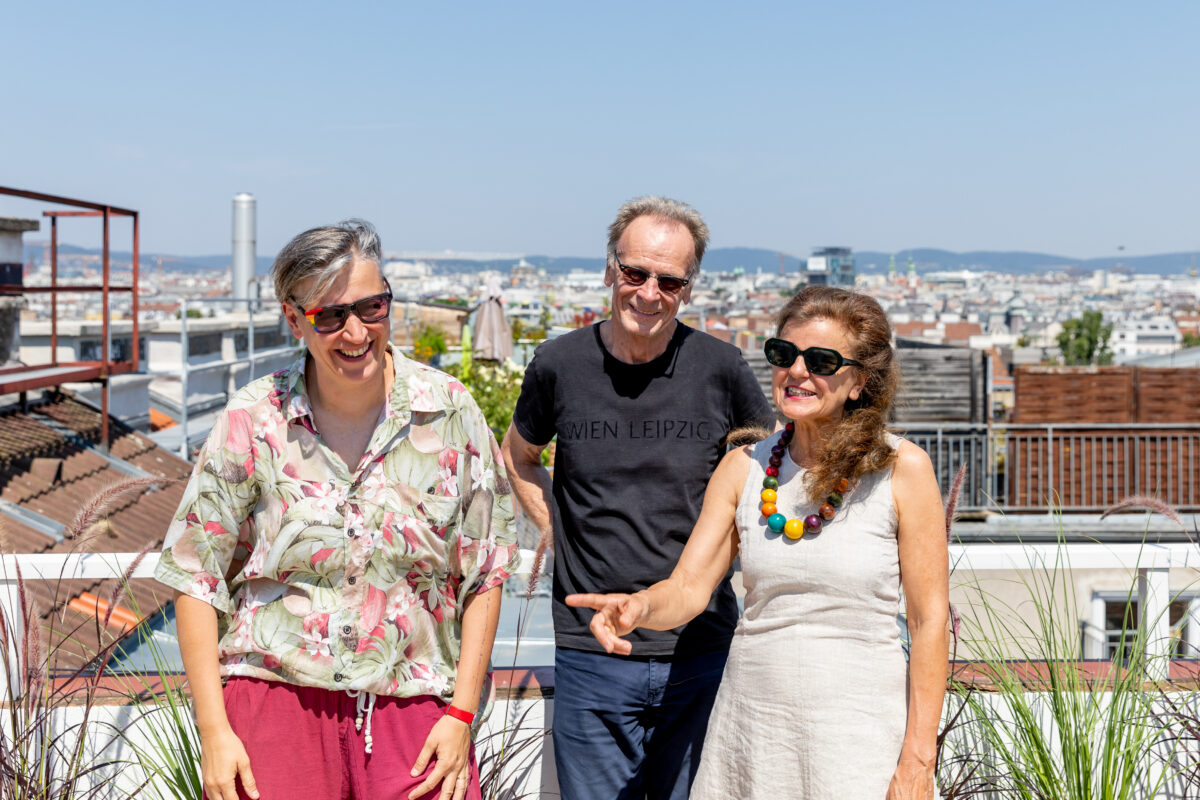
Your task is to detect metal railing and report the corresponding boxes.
[168,296,295,459]
[897,423,1200,513]
[3,542,1190,698]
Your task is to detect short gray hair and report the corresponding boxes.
[606,196,710,278]
[271,219,383,307]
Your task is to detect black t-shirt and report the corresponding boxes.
[512,322,775,657]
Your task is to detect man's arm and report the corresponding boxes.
[500,423,555,547]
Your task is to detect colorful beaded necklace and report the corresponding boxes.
[759,422,851,540]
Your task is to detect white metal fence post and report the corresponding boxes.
[1,573,24,700]
[1139,565,1172,681]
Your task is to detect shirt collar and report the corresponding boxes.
[280,345,450,429]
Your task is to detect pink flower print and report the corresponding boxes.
[396,515,424,552]
[225,409,255,455]
[379,511,396,547]
[203,521,230,537]
[267,388,285,411]
[229,606,257,651]
[190,574,219,603]
[361,463,389,505]
[438,447,459,473]
[310,548,335,565]
[282,462,300,480]
[356,625,387,653]
[386,585,418,621]
[244,541,267,578]
[305,481,342,522]
[420,588,446,623]
[253,410,285,457]
[470,456,492,494]
[425,673,450,696]
[448,379,467,395]
[436,465,459,497]
[300,627,331,659]
[360,585,387,631]
[408,375,437,412]
[263,654,282,669]
[288,393,308,419]
[301,613,331,659]
[344,507,366,540]
[366,526,385,555]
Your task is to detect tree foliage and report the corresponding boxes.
[445,361,524,440]
[1056,311,1113,366]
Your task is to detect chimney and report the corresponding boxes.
[231,193,256,302]
[0,217,39,364]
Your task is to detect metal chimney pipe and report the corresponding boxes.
[232,193,256,302]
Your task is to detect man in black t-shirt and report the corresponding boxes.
[501,196,773,800]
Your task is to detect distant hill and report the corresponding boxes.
[22,243,1200,277]
[852,248,1200,276]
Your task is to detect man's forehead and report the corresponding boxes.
[618,216,693,261]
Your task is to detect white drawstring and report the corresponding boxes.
[348,690,377,754]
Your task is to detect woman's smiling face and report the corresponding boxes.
[283,255,391,394]
[771,317,867,424]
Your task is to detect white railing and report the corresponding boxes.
[4,543,1193,695]
[1,548,542,699]
[4,543,1198,800]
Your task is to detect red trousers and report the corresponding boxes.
[208,677,481,800]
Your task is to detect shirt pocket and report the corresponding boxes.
[369,488,462,586]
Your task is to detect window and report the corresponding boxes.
[1091,593,1198,662]
[255,328,287,350]
[232,328,288,354]
[188,332,222,357]
[79,337,144,362]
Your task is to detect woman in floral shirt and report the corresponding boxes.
[155,220,518,800]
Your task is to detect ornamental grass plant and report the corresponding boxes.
[107,607,202,800]
[939,516,1182,800]
[476,524,553,800]
[0,475,169,800]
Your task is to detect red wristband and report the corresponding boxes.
[444,705,475,725]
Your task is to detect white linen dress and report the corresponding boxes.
[690,431,917,799]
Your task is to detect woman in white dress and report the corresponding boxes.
[568,286,948,799]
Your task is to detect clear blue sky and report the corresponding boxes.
[1,1,1196,261]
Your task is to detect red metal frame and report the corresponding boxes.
[0,186,141,450]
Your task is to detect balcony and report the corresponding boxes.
[6,539,1200,799]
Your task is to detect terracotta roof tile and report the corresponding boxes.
[0,394,192,673]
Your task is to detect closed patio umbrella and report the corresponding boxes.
[474,277,513,362]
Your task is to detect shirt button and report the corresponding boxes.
[342,625,352,634]
[347,576,357,585]
[334,673,344,682]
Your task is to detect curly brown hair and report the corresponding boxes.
[775,286,900,503]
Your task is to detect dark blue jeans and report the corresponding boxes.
[552,646,728,800]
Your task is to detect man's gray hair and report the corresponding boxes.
[271,219,384,308]
[606,196,710,278]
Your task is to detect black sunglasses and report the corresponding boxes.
[613,255,691,295]
[293,285,393,334]
[763,338,862,376]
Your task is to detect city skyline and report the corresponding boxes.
[2,1,1196,260]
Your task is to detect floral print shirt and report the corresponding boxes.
[155,347,519,700]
